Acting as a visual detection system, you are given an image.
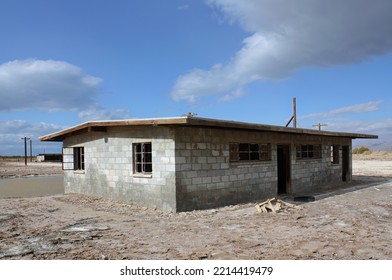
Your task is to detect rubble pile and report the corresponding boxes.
[255,197,301,213]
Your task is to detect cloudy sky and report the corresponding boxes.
[1,0,392,155]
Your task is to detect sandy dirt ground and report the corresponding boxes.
[1,156,392,260]
[0,161,63,179]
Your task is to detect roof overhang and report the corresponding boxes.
[39,116,378,142]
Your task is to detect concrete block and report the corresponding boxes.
[191,164,202,170]
[192,177,202,184]
[180,164,192,171]
[202,177,212,184]
[211,163,220,170]
[220,163,229,169]
[180,150,191,157]
[212,176,221,183]
[230,175,238,181]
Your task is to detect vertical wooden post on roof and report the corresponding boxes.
[293,97,297,128]
[285,97,298,128]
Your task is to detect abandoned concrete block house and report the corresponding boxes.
[40,116,377,212]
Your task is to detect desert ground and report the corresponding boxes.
[0,160,63,179]
[1,153,392,260]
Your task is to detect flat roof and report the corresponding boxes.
[39,116,378,142]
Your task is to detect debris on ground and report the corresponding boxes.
[255,197,301,213]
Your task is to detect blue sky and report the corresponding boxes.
[1,0,392,155]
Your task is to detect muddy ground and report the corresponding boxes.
[1,156,392,260]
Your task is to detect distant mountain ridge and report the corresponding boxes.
[353,140,392,151]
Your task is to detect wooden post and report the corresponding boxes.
[293,97,297,128]
[21,137,30,166]
[30,139,33,162]
[285,97,298,128]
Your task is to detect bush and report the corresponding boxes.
[352,146,370,154]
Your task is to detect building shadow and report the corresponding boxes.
[280,175,391,203]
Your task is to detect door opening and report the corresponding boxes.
[277,145,291,194]
[342,145,350,181]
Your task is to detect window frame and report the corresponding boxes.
[229,142,271,162]
[296,144,322,160]
[62,146,85,171]
[73,147,85,171]
[331,145,340,164]
[133,142,152,175]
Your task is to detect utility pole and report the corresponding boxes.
[313,123,328,131]
[30,139,33,162]
[21,137,31,166]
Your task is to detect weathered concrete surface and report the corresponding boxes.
[175,127,350,211]
[63,126,177,212]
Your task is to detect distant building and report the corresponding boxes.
[40,116,377,212]
[36,153,62,162]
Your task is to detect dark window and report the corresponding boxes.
[230,143,271,162]
[73,147,85,170]
[229,143,239,161]
[296,144,321,160]
[331,145,340,164]
[133,142,152,174]
[239,143,251,160]
[260,144,271,161]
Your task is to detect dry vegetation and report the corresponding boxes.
[352,150,392,161]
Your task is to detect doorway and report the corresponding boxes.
[277,145,291,194]
[342,145,350,181]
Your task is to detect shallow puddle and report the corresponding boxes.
[0,176,64,198]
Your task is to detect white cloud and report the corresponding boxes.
[0,59,102,111]
[78,106,130,122]
[171,0,392,102]
[362,119,392,132]
[301,101,382,119]
[0,120,65,155]
[218,88,245,103]
[0,120,65,139]
[325,117,392,143]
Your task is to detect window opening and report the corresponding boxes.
[73,147,85,170]
[134,142,152,174]
[230,143,271,162]
[331,145,340,164]
[296,144,321,160]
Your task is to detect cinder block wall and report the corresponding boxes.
[63,126,177,212]
[289,137,351,194]
[174,127,278,211]
[174,127,351,211]
[62,125,352,212]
